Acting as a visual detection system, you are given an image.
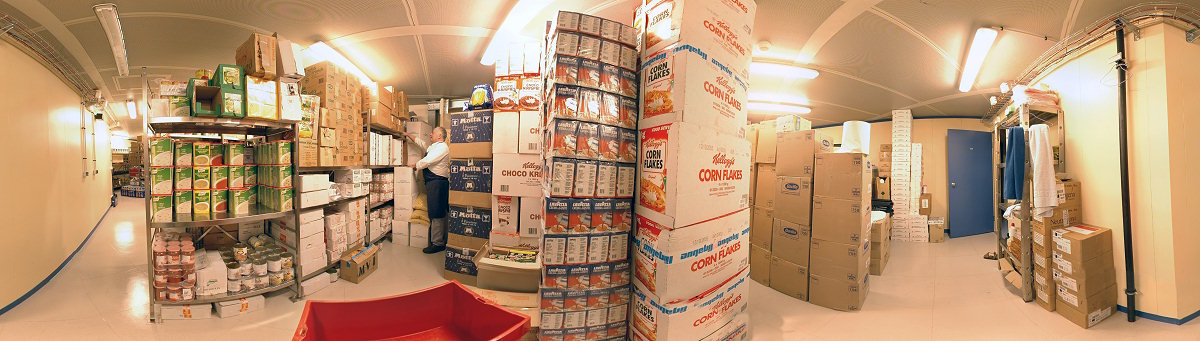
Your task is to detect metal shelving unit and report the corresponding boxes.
[143,110,304,321]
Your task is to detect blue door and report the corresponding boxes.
[947,129,994,238]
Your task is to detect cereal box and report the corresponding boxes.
[631,271,749,341]
[633,209,749,304]
[642,0,757,68]
[640,44,749,136]
[637,122,751,229]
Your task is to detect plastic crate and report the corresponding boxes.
[293,280,529,341]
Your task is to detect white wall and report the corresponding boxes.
[1033,23,1200,319]
[0,40,113,308]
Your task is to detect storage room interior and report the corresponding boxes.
[1,0,1200,340]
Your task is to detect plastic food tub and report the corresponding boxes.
[293,280,530,341]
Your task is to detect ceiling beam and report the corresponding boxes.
[328,25,493,45]
[871,87,999,118]
[866,6,960,71]
[1060,0,1086,39]
[796,0,882,63]
[809,99,880,119]
[401,0,432,94]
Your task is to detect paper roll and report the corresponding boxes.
[838,121,871,153]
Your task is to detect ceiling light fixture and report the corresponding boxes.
[93,4,129,76]
[125,100,137,119]
[989,96,998,106]
[480,0,554,65]
[748,93,810,106]
[303,42,375,86]
[1000,82,1011,93]
[747,102,812,114]
[750,62,819,79]
[959,27,998,92]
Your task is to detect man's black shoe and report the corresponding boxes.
[422,245,446,254]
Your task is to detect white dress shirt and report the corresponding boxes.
[412,139,449,178]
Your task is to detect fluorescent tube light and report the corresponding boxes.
[959,27,998,92]
[748,93,810,106]
[125,100,136,119]
[93,4,129,76]
[480,0,554,65]
[748,102,812,114]
[303,42,374,85]
[750,62,819,79]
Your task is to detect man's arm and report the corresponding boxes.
[406,133,430,150]
[415,142,447,170]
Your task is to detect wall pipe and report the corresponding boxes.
[1114,19,1137,323]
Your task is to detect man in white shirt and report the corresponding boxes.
[406,127,449,254]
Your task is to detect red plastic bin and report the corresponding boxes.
[293,280,530,341]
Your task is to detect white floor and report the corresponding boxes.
[0,196,1196,340]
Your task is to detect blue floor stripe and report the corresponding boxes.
[0,204,113,317]
[1117,305,1200,325]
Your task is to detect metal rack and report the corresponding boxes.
[992,101,1064,303]
[364,110,405,246]
[143,115,304,321]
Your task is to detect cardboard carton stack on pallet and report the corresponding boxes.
[630,0,756,339]
[300,61,365,167]
[1022,179,1082,312]
[1051,224,1116,328]
[490,43,545,253]
[810,152,873,311]
[889,109,929,242]
[444,109,495,286]
[537,11,640,340]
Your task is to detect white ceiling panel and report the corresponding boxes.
[411,0,514,27]
[348,35,425,94]
[928,92,993,117]
[420,35,495,97]
[752,0,843,60]
[815,14,960,102]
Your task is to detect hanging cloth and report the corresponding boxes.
[1029,124,1057,218]
[1002,126,1025,200]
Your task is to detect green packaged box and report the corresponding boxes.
[174,190,192,214]
[174,167,192,190]
[193,142,212,166]
[227,143,246,165]
[149,167,173,195]
[248,185,257,206]
[211,143,226,166]
[194,166,211,190]
[168,96,190,117]
[219,88,245,118]
[151,195,173,223]
[149,137,173,166]
[194,190,211,215]
[212,189,229,213]
[263,165,293,187]
[279,187,294,211]
[230,188,253,215]
[174,141,193,167]
[245,165,258,186]
[278,140,293,165]
[188,78,220,117]
[211,64,244,90]
[212,165,229,189]
[229,166,245,189]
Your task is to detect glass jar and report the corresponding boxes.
[154,267,168,286]
[255,275,268,288]
[268,272,283,286]
[226,261,241,280]
[279,253,293,269]
[240,260,251,277]
[268,255,282,273]
[282,267,294,282]
[167,284,181,302]
[181,245,196,266]
[241,276,256,290]
[180,282,195,301]
[153,245,167,268]
[167,265,183,283]
[233,243,250,262]
[155,285,168,301]
[183,265,196,284]
[228,278,242,293]
[166,245,182,265]
[253,257,268,276]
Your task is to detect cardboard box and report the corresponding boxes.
[810,238,870,282]
[811,196,870,245]
[770,218,810,266]
[1035,266,1056,312]
[448,159,493,208]
[919,193,932,215]
[449,205,492,240]
[448,110,494,159]
[444,246,479,286]
[808,273,868,312]
[214,295,265,318]
[869,249,889,276]
[159,304,213,320]
[1031,206,1082,232]
[631,272,748,341]
[870,216,891,243]
[814,153,872,201]
[875,176,890,200]
[642,0,756,68]
[1055,283,1116,329]
[768,257,808,301]
[749,245,770,285]
[1051,225,1112,264]
[492,111,519,153]
[491,153,541,197]
[775,131,835,177]
[639,45,749,136]
[518,111,541,154]
[928,217,946,243]
[774,176,813,225]
[339,245,379,283]
[236,33,276,79]
[754,164,777,209]
[633,209,750,304]
[755,122,776,164]
[1052,250,1116,298]
[750,207,772,249]
[637,122,751,229]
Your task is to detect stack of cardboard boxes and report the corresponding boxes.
[809,152,873,311]
[391,167,421,247]
[362,84,407,133]
[301,61,367,167]
[490,43,545,253]
[870,215,891,275]
[368,172,395,242]
[538,11,640,340]
[629,0,756,339]
[1051,224,1116,328]
[1029,179,1082,312]
[889,109,931,242]
[444,108,495,286]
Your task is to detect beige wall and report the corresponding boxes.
[1033,23,1200,319]
[0,40,113,308]
[816,118,991,229]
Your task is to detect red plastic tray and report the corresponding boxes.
[293,280,530,341]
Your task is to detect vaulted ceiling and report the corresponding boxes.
[2,0,1195,132]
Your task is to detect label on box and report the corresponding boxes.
[574,159,599,198]
[518,78,542,111]
[1058,288,1079,307]
[576,122,600,159]
[449,110,494,144]
[613,199,633,232]
[551,84,580,121]
[637,122,751,228]
[566,235,589,265]
[494,78,518,112]
[492,153,542,196]
[578,35,601,61]
[609,233,629,262]
[555,32,579,57]
[449,205,492,239]
[549,158,578,197]
[579,89,602,122]
[640,45,748,136]
[553,55,580,86]
[548,119,579,157]
[1053,256,1073,275]
[587,234,611,264]
[544,234,567,265]
[492,196,520,235]
[616,164,636,198]
[596,162,618,198]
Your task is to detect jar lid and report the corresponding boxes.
[167,245,180,252]
[181,240,194,246]
[269,255,281,261]
[153,245,166,252]
[181,282,194,288]
[227,261,240,268]
[182,245,195,252]
[167,241,181,248]
[168,283,181,289]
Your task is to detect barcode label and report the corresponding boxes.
[500,185,510,192]
[528,143,538,150]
